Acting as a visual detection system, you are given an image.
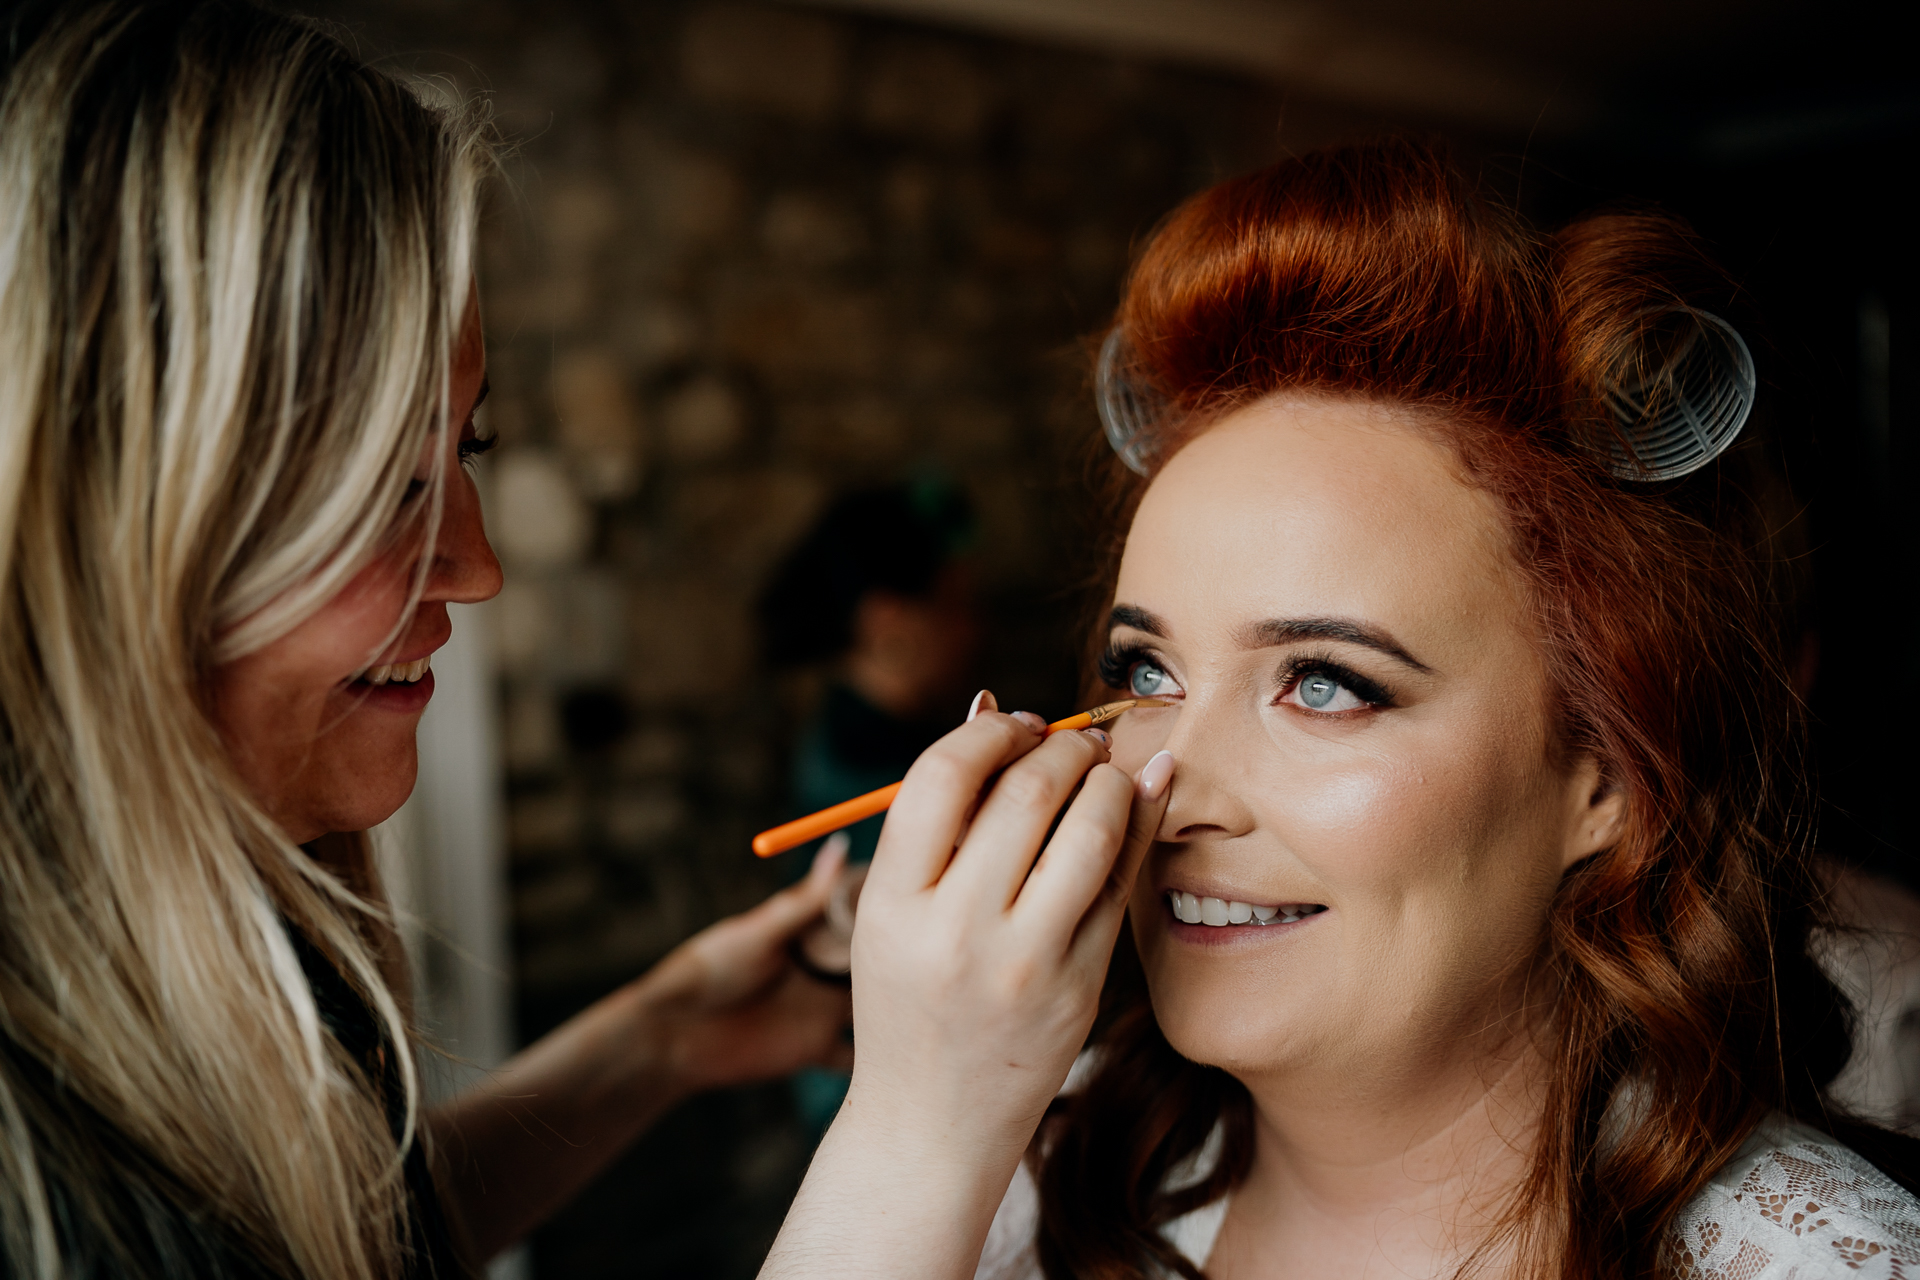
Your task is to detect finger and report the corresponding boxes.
[869,709,1048,893]
[940,728,1112,913]
[739,835,849,945]
[810,831,851,891]
[949,691,1003,846]
[1067,751,1175,967]
[1010,761,1136,940]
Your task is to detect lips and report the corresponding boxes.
[348,668,435,713]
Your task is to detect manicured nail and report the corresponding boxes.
[1012,711,1047,734]
[1081,727,1111,748]
[966,689,993,722]
[1137,750,1175,802]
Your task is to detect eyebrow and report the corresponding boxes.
[1106,604,1433,674]
[1107,604,1169,637]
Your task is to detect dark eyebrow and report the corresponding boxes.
[1238,617,1433,673]
[1106,604,1169,638]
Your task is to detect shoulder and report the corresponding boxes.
[1665,1113,1920,1279]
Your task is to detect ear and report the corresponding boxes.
[1561,754,1629,871]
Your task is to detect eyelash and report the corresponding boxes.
[1277,653,1395,712]
[459,433,498,470]
[400,432,497,507]
[1098,640,1160,691]
[1098,641,1396,711]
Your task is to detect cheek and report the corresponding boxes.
[216,553,417,723]
[1276,729,1557,906]
[303,555,417,675]
[1268,733,1574,1046]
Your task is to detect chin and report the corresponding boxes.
[316,744,419,836]
[1149,985,1311,1076]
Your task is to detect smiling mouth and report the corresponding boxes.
[1166,891,1327,927]
[356,655,432,686]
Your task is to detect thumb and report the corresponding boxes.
[752,831,849,941]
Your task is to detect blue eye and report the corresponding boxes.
[1298,673,1337,708]
[1129,660,1171,698]
[1285,669,1370,714]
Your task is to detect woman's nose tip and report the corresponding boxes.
[432,502,503,603]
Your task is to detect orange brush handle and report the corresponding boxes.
[750,712,1099,858]
[752,782,904,858]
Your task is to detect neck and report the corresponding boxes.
[1219,1021,1549,1276]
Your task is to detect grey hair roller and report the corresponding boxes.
[1600,307,1755,482]
[1096,328,1163,475]
[1095,308,1755,483]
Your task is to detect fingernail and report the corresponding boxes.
[1081,727,1111,748]
[1137,750,1175,801]
[966,689,993,722]
[1012,711,1046,734]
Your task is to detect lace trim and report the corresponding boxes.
[1662,1115,1920,1279]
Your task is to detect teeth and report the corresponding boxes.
[361,655,432,686]
[1168,894,1326,928]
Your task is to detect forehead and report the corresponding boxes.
[1119,395,1522,642]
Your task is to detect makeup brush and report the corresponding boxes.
[751,698,1170,858]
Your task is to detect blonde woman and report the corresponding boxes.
[0,2,861,1275]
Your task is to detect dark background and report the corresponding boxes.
[291,0,1915,1273]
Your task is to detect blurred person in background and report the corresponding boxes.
[757,480,979,1131]
[759,480,980,871]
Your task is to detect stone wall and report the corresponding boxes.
[292,0,1405,1273]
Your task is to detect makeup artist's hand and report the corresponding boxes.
[762,692,1175,1280]
[642,838,856,1092]
[431,846,851,1258]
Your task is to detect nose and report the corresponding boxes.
[1154,697,1259,845]
[426,466,503,604]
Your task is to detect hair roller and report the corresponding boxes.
[1596,306,1755,481]
[1096,328,1168,475]
[1554,212,1755,483]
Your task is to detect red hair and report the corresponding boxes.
[1038,138,1905,1279]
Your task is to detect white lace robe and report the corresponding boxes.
[976,1113,1920,1280]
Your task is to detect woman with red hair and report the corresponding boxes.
[764,139,1920,1278]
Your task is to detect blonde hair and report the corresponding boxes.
[0,1,492,1275]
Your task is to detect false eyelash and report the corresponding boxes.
[1098,640,1159,690]
[1276,653,1395,709]
[458,434,498,469]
